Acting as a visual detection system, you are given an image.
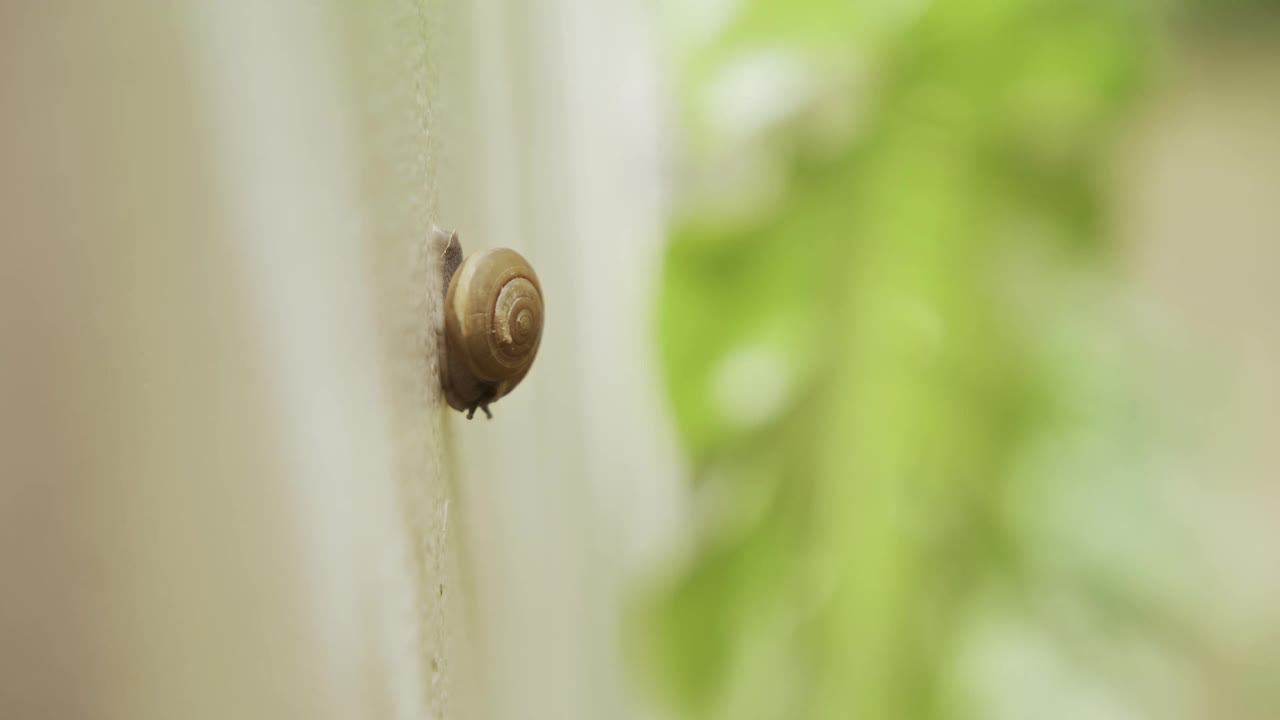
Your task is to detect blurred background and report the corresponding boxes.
[2,1,1278,719]
[636,1,1280,719]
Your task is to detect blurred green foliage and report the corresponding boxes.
[644,1,1175,718]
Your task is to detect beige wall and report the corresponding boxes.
[0,1,682,719]
[439,1,685,719]
[1,2,458,718]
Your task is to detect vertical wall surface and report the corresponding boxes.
[1,1,681,719]
[440,1,684,719]
[1,1,467,718]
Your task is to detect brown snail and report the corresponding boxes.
[433,228,544,419]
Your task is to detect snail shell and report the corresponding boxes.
[435,230,543,419]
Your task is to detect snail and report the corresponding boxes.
[431,228,544,419]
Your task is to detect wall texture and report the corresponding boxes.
[439,2,682,719]
[1,1,680,719]
[1,1,465,718]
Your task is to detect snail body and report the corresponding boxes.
[434,229,543,419]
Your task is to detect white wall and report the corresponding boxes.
[440,1,687,719]
[0,2,685,719]
[1,2,459,718]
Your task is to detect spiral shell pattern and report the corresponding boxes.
[444,248,543,389]
[493,278,541,368]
